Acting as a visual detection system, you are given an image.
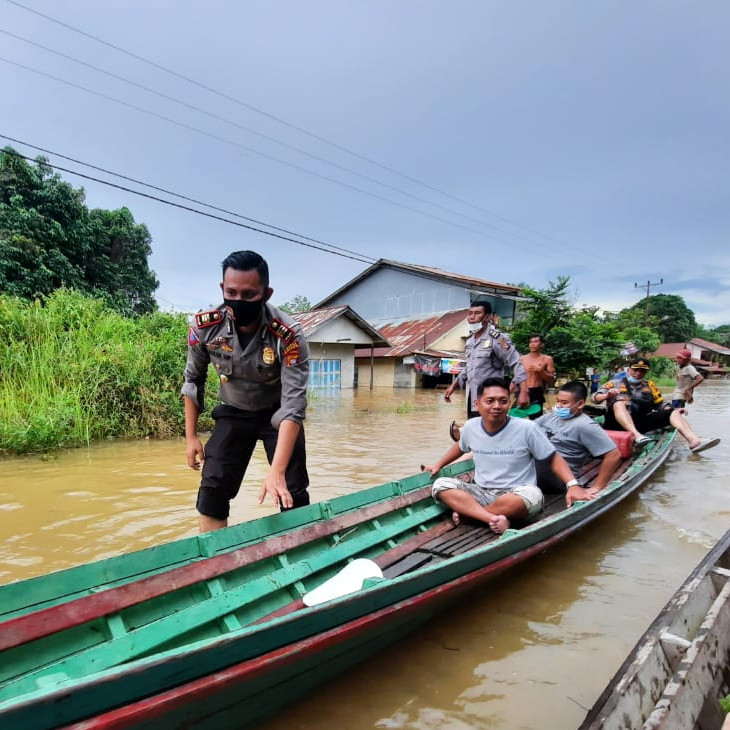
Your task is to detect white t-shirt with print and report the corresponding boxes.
[459,416,555,490]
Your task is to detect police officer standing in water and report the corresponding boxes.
[444,300,529,442]
[182,250,310,532]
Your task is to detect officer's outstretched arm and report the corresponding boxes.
[258,419,301,509]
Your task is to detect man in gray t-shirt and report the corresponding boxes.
[535,381,621,506]
[427,377,575,534]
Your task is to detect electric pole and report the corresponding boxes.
[634,278,663,325]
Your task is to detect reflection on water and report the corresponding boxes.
[1,381,729,730]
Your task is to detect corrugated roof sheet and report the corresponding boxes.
[291,306,348,334]
[290,306,390,347]
[651,343,687,359]
[354,309,468,357]
[689,337,730,356]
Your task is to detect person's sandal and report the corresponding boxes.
[690,437,720,454]
[449,421,460,442]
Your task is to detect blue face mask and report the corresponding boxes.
[626,374,642,384]
[554,406,573,419]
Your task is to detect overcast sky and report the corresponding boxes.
[2,1,728,326]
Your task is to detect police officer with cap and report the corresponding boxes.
[593,356,719,453]
[444,300,528,438]
[182,250,310,532]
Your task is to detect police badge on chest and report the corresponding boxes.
[262,346,276,366]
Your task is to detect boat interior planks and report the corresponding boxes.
[579,526,730,730]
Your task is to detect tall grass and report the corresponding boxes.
[0,290,192,455]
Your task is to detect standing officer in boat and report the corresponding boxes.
[182,250,310,532]
[444,299,529,441]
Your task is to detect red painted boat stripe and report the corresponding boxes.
[63,526,577,729]
[0,488,432,652]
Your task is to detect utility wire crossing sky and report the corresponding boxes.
[1,1,728,325]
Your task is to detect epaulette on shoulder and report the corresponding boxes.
[489,327,503,338]
[268,318,296,343]
[195,309,224,329]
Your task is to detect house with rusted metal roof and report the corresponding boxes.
[290,306,390,389]
[652,338,730,378]
[314,259,523,388]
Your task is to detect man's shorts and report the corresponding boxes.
[432,477,543,518]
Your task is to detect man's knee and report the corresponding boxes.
[196,486,230,521]
[508,485,544,518]
[431,477,462,500]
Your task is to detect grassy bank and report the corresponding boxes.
[0,290,193,455]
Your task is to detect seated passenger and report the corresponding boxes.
[592,357,719,454]
[534,381,622,507]
[425,377,574,534]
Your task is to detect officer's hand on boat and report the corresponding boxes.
[259,470,294,509]
[186,437,205,470]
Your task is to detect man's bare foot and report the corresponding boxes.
[452,511,461,526]
[487,514,510,534]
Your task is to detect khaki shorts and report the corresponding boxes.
[432,477,543,519]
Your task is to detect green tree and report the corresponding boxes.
[84,208,158,315]
[546,311,620,377]
[0,147,158,314]
[620,294,697,342]
[279,294,312,313]
[614,325,661,357]
[696,323,730,346]
[511,276,573,350]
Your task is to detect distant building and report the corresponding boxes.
[314,259,523,388]
[291,306,389,389]
[652,338,730,378]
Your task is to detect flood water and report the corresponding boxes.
[1,382,729,729]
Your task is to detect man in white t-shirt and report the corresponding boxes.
[426,377,575,534]
[672,349,704,409]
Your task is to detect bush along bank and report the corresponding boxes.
[0,289,198,455]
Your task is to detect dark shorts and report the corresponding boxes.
[196,404,310,520]
[604,404,674,433]
[527,387,545,418]
[671,399,686,409]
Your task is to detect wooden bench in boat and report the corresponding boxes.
[383,455,632,579]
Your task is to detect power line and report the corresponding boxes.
[0,133,376,264]
[3,0,569,247]
[3,148,376,265]
[0,26,539,245]
[0,56,525,246]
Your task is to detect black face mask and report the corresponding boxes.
[224,298,264,326]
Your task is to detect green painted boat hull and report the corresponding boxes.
[0,431,676,730]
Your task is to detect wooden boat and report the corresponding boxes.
[0,428,676,730]
[579,525,730,730]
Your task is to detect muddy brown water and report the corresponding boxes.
[1,383,729,729]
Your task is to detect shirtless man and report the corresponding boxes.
[520,334,556,417]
